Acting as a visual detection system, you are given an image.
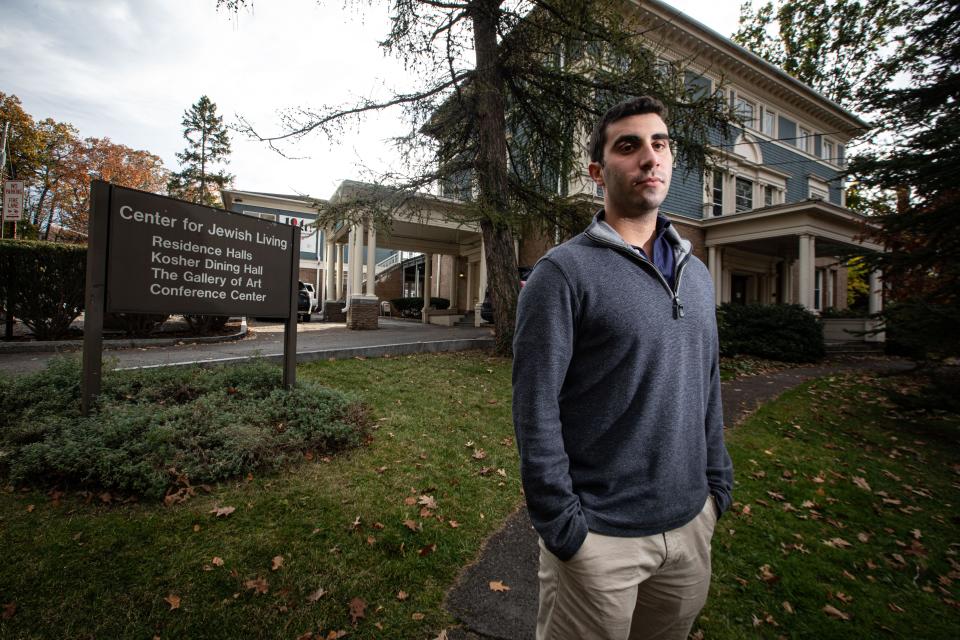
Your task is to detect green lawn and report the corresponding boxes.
[0,353,957,639]
[701,370,960,638]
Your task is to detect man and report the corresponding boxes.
[512,96,734,640]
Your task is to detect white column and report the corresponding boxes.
[868,269,883,314]
[335,243,344,300]
[421,252,432,323]
[349,224,361,296]
[344,228,354,305]
[708,246,722,306]
[475,241,488,327]
[324,237,335,301]
[450,258,459,310]
[798,234,815,311]
[434,254,441,298]
[414,261,420,297]
[365,221,377,296]
[466,260,475,311]
[866,269,885,342]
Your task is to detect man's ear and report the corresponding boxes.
[588,160,604,187]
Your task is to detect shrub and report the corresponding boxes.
[717,303,825,363]
[0,358,369,499]
[183,314,230,335]
[389,297,450,317]
[0,239,86,340]
[103,312,170,337]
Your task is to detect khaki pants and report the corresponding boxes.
[536,496,717,640]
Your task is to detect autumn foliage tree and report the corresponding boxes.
[1,91,168,240]
[219,0,733,354]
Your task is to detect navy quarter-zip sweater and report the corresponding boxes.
[513,211,734,561]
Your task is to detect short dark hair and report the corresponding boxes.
[589,96,668,164]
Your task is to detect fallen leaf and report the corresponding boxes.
[888,602,905,613]
[350,516,361,531]
[2,603,16,620]
[448,520,460,528]
[489,580,511,592]
[857,533,871,543]
[164,594,181,610]
[209,506,236,518]
[244,577,269,595]
[782,601,794,614]
[212,556,224,567]
[373,521,385,530]
[412,612,425,621]
[403,519,421,532]
[822,538,852,549]
[349,597,367,623]
[835,592,854,604]
[419,507,434,518]
[25,504,34,513]
[823,604,850,621]
[852,476,872,492]
[397,590,409,601]
[496,468,507,478]
[472,448,487,460]
[403,496,417,506]
[419,543,437,557]
[272,555,284,571]
[758,564,779,584]
[306,587,327,603]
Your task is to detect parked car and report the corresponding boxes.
[298,281,318,313]
[481,267,532,323]
[298,289,312,322]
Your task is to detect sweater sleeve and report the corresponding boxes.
[512,258,588,560]
[705,330,734,517]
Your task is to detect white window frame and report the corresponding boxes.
[761,107,777,137]
[712,171,724,216]
[821,139,834,164]
[734,95,756,129]
[798,127,812,154]
[735,176,754,212]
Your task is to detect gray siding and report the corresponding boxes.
[755,139,843,206]
[778,116,796,146]
[662,167,704,220]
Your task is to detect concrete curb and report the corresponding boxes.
[116,337,495,371]
[0,318,249,354]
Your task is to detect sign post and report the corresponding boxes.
[2,180,24,239]
[82,180,299,414]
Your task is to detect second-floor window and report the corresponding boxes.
[822,140,834,164]
[798,127,812,154]
[735,97,755,128]
[762,108,776,137]
[712,172,724,216]
[735,177,753,212]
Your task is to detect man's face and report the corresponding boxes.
[588,113,672,217]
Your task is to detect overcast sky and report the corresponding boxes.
[1,0,745,200]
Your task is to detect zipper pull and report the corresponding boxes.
[673,297,685,319]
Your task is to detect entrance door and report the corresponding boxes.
[731,274,748,305]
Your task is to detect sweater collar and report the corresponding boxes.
[585,209,691,260]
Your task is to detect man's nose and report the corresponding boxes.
[637,142,658,169]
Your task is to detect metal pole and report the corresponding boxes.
[0,122,8,240]
[82,181,111,414]
[282,224,300,389]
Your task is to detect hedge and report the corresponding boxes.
[0,239,86,340]
[717,303,825,363]
[390,297,450,317]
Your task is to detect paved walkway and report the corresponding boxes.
[443,356,914,640]
[0,318,494,375]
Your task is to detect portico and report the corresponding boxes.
[321,183,487,329]
[703,200,883,324]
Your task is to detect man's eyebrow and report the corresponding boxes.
[611,133,671,146]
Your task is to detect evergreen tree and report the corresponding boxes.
[218,0,735,354]
[168,95,233,207]
[849,0,960,359]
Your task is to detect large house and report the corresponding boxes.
[224,0,884,339]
